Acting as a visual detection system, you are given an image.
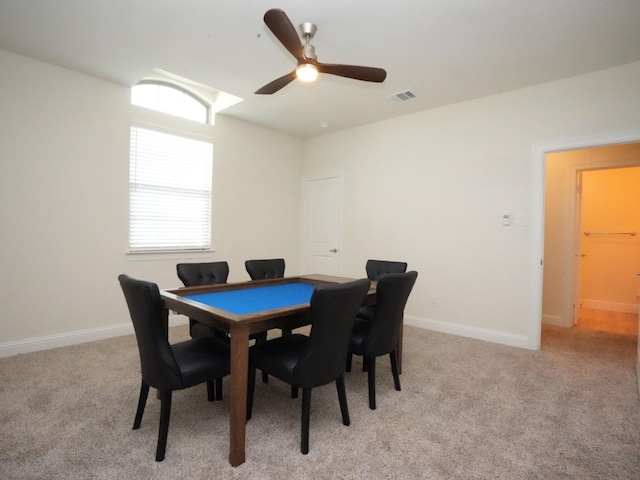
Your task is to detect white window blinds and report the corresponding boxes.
[129,126,213,252]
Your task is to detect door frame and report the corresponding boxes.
[532,129,640,349]
[571,170,583,326]
[570,162,640,322]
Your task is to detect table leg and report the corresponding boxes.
[161,306,169,335]
[228,323,250,467]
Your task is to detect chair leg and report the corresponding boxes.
[215,377,223,401]
[335,375,350,426]
[291,386,299,399]
[133,380,150,429]
[255,334,269,384]
[156,390,172,462]
[247,366,256,421]
[346,353,353,372]
[367,356,377,410]
[301,388,312,454]
[206,381,215,402]
[390,350,401,391]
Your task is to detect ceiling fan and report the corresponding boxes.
[255,8,387,94]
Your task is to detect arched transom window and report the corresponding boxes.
[131,81,210,124]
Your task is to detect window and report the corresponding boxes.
[132,81,210,124]
[129,80,216,253]
[129,126,213,252]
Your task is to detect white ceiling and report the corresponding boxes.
[2,0,640,138]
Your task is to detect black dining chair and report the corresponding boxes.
[247,278,370,454]
[177,261,268,389]
[118,274,230,461]
[365,259,408,280]
[245,258,292,344]
[358,259,408,321]
[176,261,230,340]
[176,261,229,286]
[346,271,418,410]
[245,258,285,280]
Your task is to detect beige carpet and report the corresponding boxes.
[1,324,638,479]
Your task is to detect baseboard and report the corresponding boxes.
[637,349,640,397]
[0,314,188,358]
[580,299,637,314]
[404,315,531,349]
[542,314,571,327]
[2,313,539,358]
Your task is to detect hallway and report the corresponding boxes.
[576,307,638,336]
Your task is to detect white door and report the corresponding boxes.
[300,176,342,275]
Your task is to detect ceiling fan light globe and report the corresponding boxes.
[296,63,318,82]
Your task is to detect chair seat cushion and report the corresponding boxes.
[250,334,309,384]
[172,338,230,388]
[191,321,267,343]
[190,321,227,340]
[357,305,376,321]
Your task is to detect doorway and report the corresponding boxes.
[575,166,640,333]
[542,142,640,335]
[300,175,343,275]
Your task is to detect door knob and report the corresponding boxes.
[329,248,338,253]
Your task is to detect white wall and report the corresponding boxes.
[302,61,640,349]
[208,115,303,282]
[0,50,303,353]
[3,48,640,356]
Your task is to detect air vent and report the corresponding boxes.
[391,90,416,102]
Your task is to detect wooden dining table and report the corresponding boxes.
[160,274,378,466]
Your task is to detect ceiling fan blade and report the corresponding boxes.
[317,63,387,83]
[263,9,305,62]
[255,70,297,95]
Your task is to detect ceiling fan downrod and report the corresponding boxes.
[300,22,317,60]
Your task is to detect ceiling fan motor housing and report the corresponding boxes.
[303,44,316,60]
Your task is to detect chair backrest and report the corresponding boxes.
[292,278,371,388]
[245,258,285,280]
[362,271,418,357]
[365,259,408,281]
[177,261,229,287]
[118,274,183,391]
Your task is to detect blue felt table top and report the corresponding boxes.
[185,282,316,315]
